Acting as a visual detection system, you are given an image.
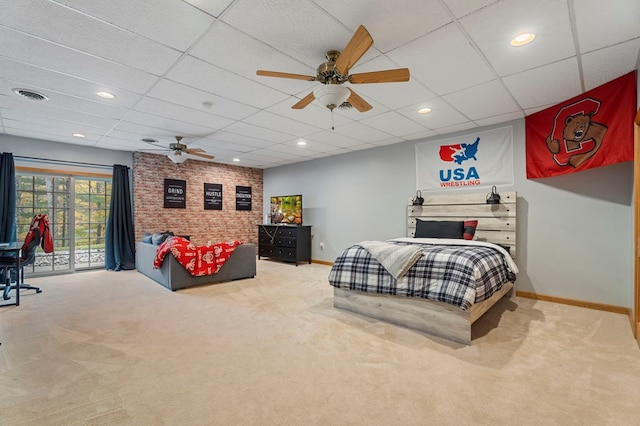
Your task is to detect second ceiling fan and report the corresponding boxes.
[256,25,410,113]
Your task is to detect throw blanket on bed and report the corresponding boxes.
[153,237,242,276]
[357,241,423,280]
[329,239,516,310]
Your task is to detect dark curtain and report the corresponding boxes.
[0,152,17,243]
[105,164,135,271]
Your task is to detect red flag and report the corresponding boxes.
[525,71,636,179]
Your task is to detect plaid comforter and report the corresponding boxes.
[328,239,516,310]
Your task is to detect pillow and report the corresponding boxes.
[141,232,153,244]
[463,220,478,240]
[151,231,174,245]
[414,220,464,239]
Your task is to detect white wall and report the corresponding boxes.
[1,135,133,173]
[265,118,634,308]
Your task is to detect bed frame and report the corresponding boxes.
[333,190,517,345]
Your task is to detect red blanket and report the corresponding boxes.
[153,237,242,276]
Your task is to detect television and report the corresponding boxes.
[270,195,302,225]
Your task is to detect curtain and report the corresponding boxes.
[105,164,135,271]
[0,152,17,243]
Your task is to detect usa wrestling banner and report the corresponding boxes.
[415,126,514,192]
[525,71,636,179]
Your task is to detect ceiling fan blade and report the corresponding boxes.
[335,25,374,76]
[256,70,316,81]
[292,91,316,109]
[347,89,372,112]
[184,147,205,153]
[188,151,215,159]
[349,68,410,84]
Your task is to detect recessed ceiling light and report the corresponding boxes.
[96,91,115,99]
[73,133,86,138]
[510,33,535,47]
[233,158,240,162]
[418,107,432,114]
[297,140,307,146]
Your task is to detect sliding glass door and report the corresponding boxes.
[16,173,111,275]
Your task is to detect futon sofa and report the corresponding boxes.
[135,236,256,291]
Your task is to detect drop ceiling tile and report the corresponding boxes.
[0,0,182,74]
[0,27,160,94]
[357,111,429,137]
[329,121,395,143]
[396,97,468,129]
[370,136,408,146]
[56,0,215,51]
[133,97,235,130]
[305,130,369,148]
[433,121,477,135]
[574,0,640,52]
[190,21,317,94]
[166,56,289,109]
[184,0,235,17]
[147,79,258,121]
[242,110,322,137]
[221,121,296,143]
[311,0,452,53]
[474,111,524,127]
[196,137,256,153]
[502,58,581,110]
[443,0,499,18]
[221,0,355,67]
[0,58,141,108]
[460,0,575,76]
[122,110,218,136]
[0,95,121,128]
[443,79,520,120]
[387,23,496,95]
[581,39,640,90]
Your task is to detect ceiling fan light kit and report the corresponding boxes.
[168,151,187,164]
[313,85,350,111]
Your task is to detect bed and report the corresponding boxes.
[329,191,517,344]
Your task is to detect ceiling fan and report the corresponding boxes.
[256,25,410,115]
[164,136,215,164]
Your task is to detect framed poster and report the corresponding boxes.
[236,186,252,211]
[204,183,222,210]
[164,178,186,208]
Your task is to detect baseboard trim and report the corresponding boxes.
[516,291,630,316]
[312,259,334,266]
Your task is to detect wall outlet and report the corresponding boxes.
[319,242,324,250]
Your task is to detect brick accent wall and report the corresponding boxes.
[133,152,263,246]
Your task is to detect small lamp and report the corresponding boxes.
[486,185,501,204]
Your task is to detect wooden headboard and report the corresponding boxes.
[407,191,517,257]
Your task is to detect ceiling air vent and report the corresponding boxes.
[13,88,48,102]
[141,138,158,144]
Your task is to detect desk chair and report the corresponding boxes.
[0,214,51,300]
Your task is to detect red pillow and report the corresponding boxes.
[463,220,478,240]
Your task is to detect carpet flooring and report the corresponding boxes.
[1,260,639,425]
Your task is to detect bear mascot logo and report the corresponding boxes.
[545,97,608,168]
